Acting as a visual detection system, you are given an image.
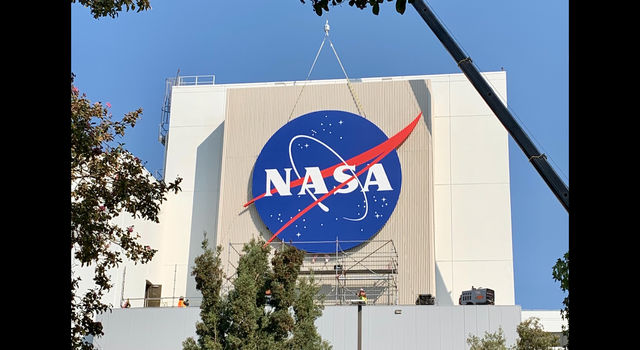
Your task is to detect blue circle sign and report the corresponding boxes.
[250,110,403,253]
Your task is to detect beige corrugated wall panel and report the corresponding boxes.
[216,80,435,304]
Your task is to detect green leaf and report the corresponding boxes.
[372,2,379,15]
[322,0,330,11]
[396,0,406,14]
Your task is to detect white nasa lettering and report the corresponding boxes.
[265,168,292,196]
[362,163,393,192]
[298,167,329,195]
[333,165,358,194]
[265,164,393,196]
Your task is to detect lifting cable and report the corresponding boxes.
[288,20,367,122]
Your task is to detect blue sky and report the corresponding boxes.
[71,0,568,310]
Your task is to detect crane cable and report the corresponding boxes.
[288,20,366,122]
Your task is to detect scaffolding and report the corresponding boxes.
[158,70,179,149]
[227,239,399,305]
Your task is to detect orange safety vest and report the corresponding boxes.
[178,299,186,307]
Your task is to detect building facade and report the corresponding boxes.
[93,305,524,350]
[79,71,514,309]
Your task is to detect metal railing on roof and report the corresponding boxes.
[175,75,215,86]
[159,74,215,144]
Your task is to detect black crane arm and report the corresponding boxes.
[411,0,569,212]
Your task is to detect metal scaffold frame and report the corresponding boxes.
[227,239,399,305]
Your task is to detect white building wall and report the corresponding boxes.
[72,168,173,309]
[430,72,515,306]
[88,84,229,308]
[521,310,567,333]
[93,305,522,350]
[109,211,165,307]
[156,85,228,301]
[100,71,513,308]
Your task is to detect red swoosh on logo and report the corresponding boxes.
[244,112,423,246]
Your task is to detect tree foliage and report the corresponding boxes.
[301,0,414,16]
[70,73,182,349]
[184,238,331,350]
[516,317,560,350]
[467,318,559,350]
[552,251,569,348]
[183,238,225,350]
[73,0,415,19]
[71,0,152,19]
[467,328,511,350]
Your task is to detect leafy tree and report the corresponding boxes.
[73,0,413,19]
[289,275,329,349]
[223,239,270,349]
[70,74,182,349]
[467,318,560,350]
[467,328,511,350]
[552,251,569,348]
[182,237,225,350]
[301,0,414,16]
[516,317,560,350]
[71,0,152,19]
[184,238,331,350]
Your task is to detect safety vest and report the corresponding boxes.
[178,299,186,307]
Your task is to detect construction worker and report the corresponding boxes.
[178,296,186,308]
[357,288,367,303]
[265,289,272,305]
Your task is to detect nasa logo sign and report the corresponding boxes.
[246,110,421,253]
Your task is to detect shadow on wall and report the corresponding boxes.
[185,122,225,300]
[409,78,435,300]
[435,262,454,306]
[408,79,432,135]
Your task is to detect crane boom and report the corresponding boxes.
[411,0,569,212]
